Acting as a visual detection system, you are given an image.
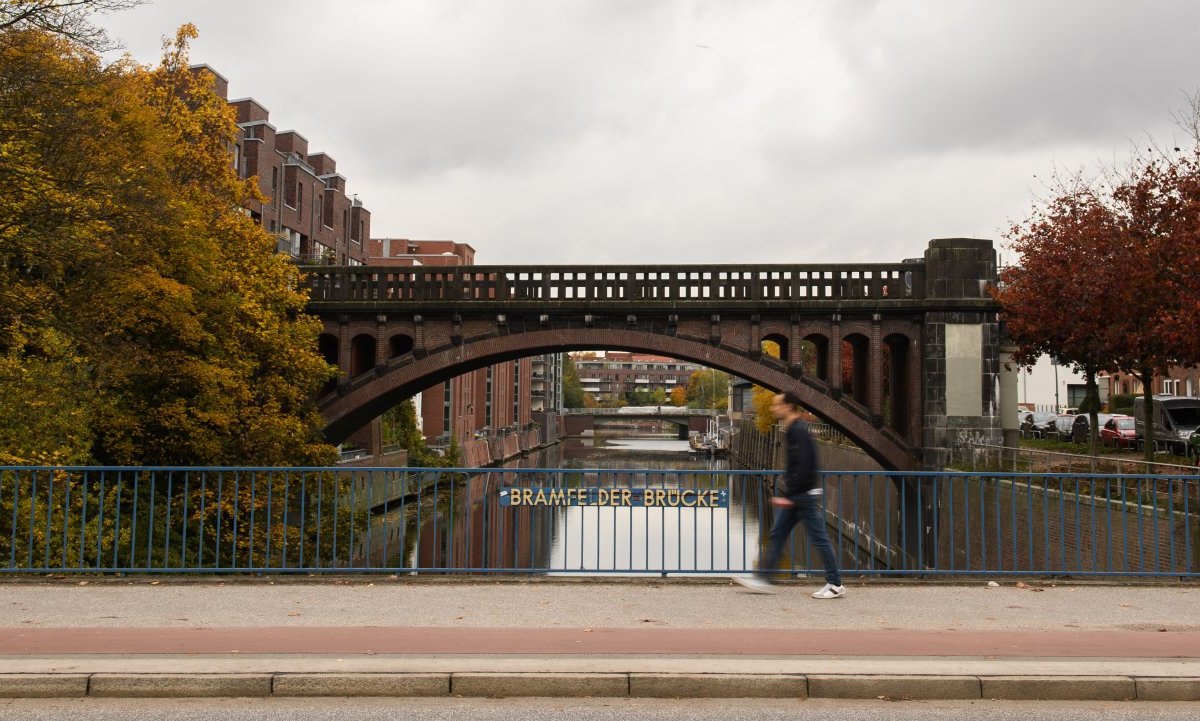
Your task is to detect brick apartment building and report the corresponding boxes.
[192,64,560,459]
[573,352,700,404]
[1105,367,1200,401]
[192,65,372,267]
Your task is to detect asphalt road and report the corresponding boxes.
[0,698,1197,721]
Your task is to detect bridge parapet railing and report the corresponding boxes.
[302,264,926,304]
[1,466,1194,577]
[949,443,1200,476]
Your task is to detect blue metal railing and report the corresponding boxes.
[1,467,1196,577]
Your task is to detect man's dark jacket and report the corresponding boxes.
[781,419,820,498]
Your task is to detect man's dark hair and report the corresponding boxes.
[779,390,804,409]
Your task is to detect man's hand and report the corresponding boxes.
[770,496,794,508]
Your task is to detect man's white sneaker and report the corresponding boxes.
[811,583,846,599]
[732,575,777,594]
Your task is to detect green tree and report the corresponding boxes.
[382,399,443,467]
[561,354,585,408]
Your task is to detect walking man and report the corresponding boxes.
[734,391,845,598]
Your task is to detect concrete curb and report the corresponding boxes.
[88,674,272,698]
[450,672,628,697]
[272,673,449,697]
[808,674,980,699]
[0,674,88,698]
[629,673,804,698]
[0,672,1196,700]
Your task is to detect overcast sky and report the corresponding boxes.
[97,0,1200,265]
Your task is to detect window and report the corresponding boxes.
[443,379,452,435]
[297,183,303,215]
[485,367,493,428]
[271,167,278,190]
[513,360,521,421]
[1163,379,1180,395]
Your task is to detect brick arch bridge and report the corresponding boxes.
[305,239,1004,470]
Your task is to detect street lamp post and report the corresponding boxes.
[1052,357,1060,412]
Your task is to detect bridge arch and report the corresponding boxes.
[319,328,915,470]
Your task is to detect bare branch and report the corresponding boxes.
[0,1,145,52]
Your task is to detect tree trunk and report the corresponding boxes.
[1138,368,1156,463]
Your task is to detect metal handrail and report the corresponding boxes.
[1,466,1195,577]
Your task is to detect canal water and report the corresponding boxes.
[356,431,784,574]
[356,430,874,576]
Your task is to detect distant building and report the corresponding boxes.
[572,352,700,403]
[190,64,372,267]
[1105,366,1200,401]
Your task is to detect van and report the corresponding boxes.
[1131,395,1200,453]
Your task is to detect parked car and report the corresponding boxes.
[1054,412,1112,444]
[1022,412,1056,438]
[1100,415,1136,448]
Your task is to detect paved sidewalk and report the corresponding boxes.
[1,578,1198,701]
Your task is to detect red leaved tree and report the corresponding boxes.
[1101,150,1200,459]
[994,176,1120,454]
[997,147,1200,461]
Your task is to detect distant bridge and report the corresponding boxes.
[560,407,717,438]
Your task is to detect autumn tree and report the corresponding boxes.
[0,25,336,465]
[685,369,729,411]
[994,178,1121,454]
[750,340,782,433]
[997,149,1200,460]
[669,386,688,406]
[1101,150,1200,458]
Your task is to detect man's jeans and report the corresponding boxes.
[758,493,842,586]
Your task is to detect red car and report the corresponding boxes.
[1100,415,1136,448]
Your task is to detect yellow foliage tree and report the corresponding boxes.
[750,340,781,433]
[0,25,335,466]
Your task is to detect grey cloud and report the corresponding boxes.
[96,1,1200,265]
